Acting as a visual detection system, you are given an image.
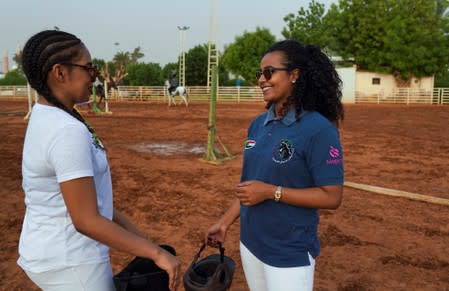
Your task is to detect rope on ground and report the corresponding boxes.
[344,181,449,206]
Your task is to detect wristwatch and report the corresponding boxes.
[274,186,282,202]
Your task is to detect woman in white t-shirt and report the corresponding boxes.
[18,30,181,291]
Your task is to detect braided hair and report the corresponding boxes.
[265,40,344,126]
[22,30,102,148]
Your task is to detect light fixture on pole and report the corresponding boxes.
[177,26,189,87]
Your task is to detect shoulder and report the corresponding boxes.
[300,111,337,132]
[32,105,88,136]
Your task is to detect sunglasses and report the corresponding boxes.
[61,63,100,82]
[256,67,290,81]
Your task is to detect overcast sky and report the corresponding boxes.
[0,0,336,70]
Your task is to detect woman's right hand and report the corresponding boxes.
[153,247,182,291]
[205,222,227,246]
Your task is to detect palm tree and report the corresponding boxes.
[113,52,130,69]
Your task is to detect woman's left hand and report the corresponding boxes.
[235,180,273,206]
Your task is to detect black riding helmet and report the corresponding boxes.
[184,241,236,291]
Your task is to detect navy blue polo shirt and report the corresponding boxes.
[240,105,344,267]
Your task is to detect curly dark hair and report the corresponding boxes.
[265,40,344,125]
[22,30,100,141]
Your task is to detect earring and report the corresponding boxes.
[292,80,296,84]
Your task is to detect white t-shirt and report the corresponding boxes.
[18,103,113,273]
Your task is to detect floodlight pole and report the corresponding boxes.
[207,0,219,91]
[177,26,189,87]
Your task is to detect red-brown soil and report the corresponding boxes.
[0,100,448,291]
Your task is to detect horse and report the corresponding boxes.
[164,80,189,107]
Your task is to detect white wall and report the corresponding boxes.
[356,71,434,94]
[337,67,356,103]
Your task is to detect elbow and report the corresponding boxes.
[325,187,343,209]
[71,215,99,236]
[328,197,342,210]
[72,219,90,235]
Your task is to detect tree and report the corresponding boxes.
[126,63,163,85]
[185,44,208,85]
[324,0,449,86]
[13,51,23,73]
[282,0,330,49]
[113,52,131,69]
[0,69,27,85]
[162,62,178,83]
[130,47,144,64]
[436,0,449,18]
[222,27,276,85]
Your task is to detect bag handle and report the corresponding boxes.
[192,239,225,265]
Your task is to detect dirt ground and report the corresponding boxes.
[0,100,448,291]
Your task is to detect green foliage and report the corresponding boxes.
[0,69,27,85]
[324,0,449,83]
[130,47,144,64]
[162,62,178,82]
[222,27,276,85]
[435,70,449,87]
[112,47,145,69]
[185,44,208,85]
[92,58,106,69]
[282,0,330,48]
[125,63,163,86]
[13,51,23,73]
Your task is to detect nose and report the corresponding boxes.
[257,73,266,84]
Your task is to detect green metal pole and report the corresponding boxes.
[91,84,101,113]
[204,65,218,161]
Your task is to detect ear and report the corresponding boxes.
[51,64,66,82]
[290,68,300,84]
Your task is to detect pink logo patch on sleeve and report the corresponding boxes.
[329,146,340,158]
[326,145,342,165]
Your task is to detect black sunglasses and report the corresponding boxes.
[256,67,290,81]
[61,63,100,82]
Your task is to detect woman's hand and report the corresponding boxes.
[153,247,182,291]
[205,221,227,246]
[236,180,273,206]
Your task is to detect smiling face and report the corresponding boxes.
[258,51,298,110]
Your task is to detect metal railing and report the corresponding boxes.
[2,85,449,104]
[113,86,264,102]
[355,88,449,105]
[0,86,29,98]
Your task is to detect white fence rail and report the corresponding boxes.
[113,86,264,102]
[355,88,449,104]
[2,85,449,104]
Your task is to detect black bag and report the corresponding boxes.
[113,245,176,291]
[183,242,236,291]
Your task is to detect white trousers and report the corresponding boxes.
[240,242,315,291]
[24,262,115,291]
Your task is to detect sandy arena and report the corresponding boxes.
[0,100,448,290]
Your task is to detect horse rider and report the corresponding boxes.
[168,73,178,96]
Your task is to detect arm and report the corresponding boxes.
[113,208,147,238]
[60,177,181,291]
[235,180,343,209]
[205,198,240,244]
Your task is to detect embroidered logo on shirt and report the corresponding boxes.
[326,145,342,165]
[244,139,256,149]
[272,139,295,164]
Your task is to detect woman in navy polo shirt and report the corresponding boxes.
[206,39,344,291]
